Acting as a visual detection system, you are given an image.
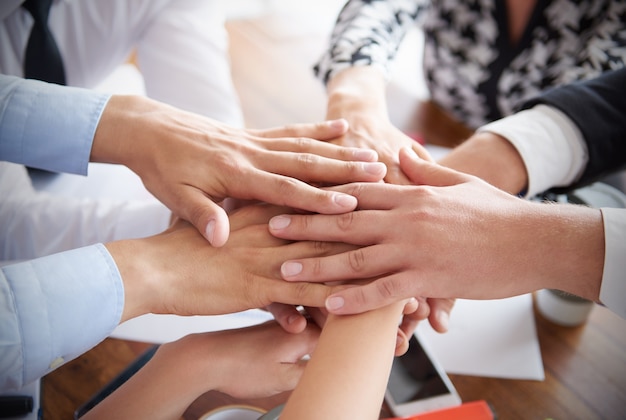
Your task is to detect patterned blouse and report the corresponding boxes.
[315,0,626,129]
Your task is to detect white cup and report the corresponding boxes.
[536,289,594,327]
[199,405,265,420]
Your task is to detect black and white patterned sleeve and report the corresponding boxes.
[314,0,426,85]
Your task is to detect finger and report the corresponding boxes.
[427,298,455,333]
[177,189,231,247]
[320,182,407,210]
[239,171,363,215]
[279,245,399,283]
[265,303,307,334]
[325,274,417,315]
[303,306,328,328]
[399,147,470,186]
[411,142,435,163]
[398,301,428,342]
[402,297,419,314]
[259,136,379,163]
[394,328,410,356]
[254,152,387,184]
[265,280,336,309]
[228,203,292,231]
[384,159,413,185]
[252,119,349,141]
[269,210,389,244]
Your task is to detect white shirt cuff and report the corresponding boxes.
[478,105,589,197]
[599,208,626,319]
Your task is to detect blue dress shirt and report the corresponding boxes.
[0,75,124,391]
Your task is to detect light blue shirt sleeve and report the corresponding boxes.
[0,244,124,391]
[0,74,110,174]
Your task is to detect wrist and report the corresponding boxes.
[157,334,223,396]
[105,237,162,322]
[90,95,164,170]
[525,202,604,301]
[439,131,528,195]
[326,67,388,121]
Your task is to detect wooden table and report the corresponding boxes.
[42,299,626,420]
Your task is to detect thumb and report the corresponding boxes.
[399,147,470,187]
[183,191,230,247]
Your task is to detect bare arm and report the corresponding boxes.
[83,322,320,420]
[324,66,432,184]
[281,301,406,420]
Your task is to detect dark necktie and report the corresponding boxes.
[22,0,66,85]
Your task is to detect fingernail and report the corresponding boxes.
[269,215,291,230]
[396,333,404,347]
[326,296,344,311]
[333,193,357,208]
[352,148,377,161]
[288,314,300,325]
[281,261,303,278]
[205,219,215,244]
[363,161,386,176]
[328,118,348,130]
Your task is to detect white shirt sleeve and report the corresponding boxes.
[477,104,589,198]
[0,162,172,260]
[599,208,626,320]
[0,244,124,391]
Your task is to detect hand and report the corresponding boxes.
[177,321,320,399]
[269,148,604,316]
[325,66,433,184]
[107,203,356,323]
[92,95,387,246]
[83,321,320,419]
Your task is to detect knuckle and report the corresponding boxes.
[312,240,333,254]
[296,152,320,169]
[310,258,323,277]
[335,211,356,232]
[376,278,403,300]
[343,183,366,200]
[347,249,367,273]
[295,136,312,149]
[274,176,301,198]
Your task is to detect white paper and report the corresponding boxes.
[111,310,275,343]
[416,294,545,380]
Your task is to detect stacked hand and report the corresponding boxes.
[268,148,603,331]
[93,95,387,246]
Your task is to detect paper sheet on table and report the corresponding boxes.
[111,310,275,343]
[416,294,545,380]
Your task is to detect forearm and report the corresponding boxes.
[82,336,217,420]
[281,301,405,420]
